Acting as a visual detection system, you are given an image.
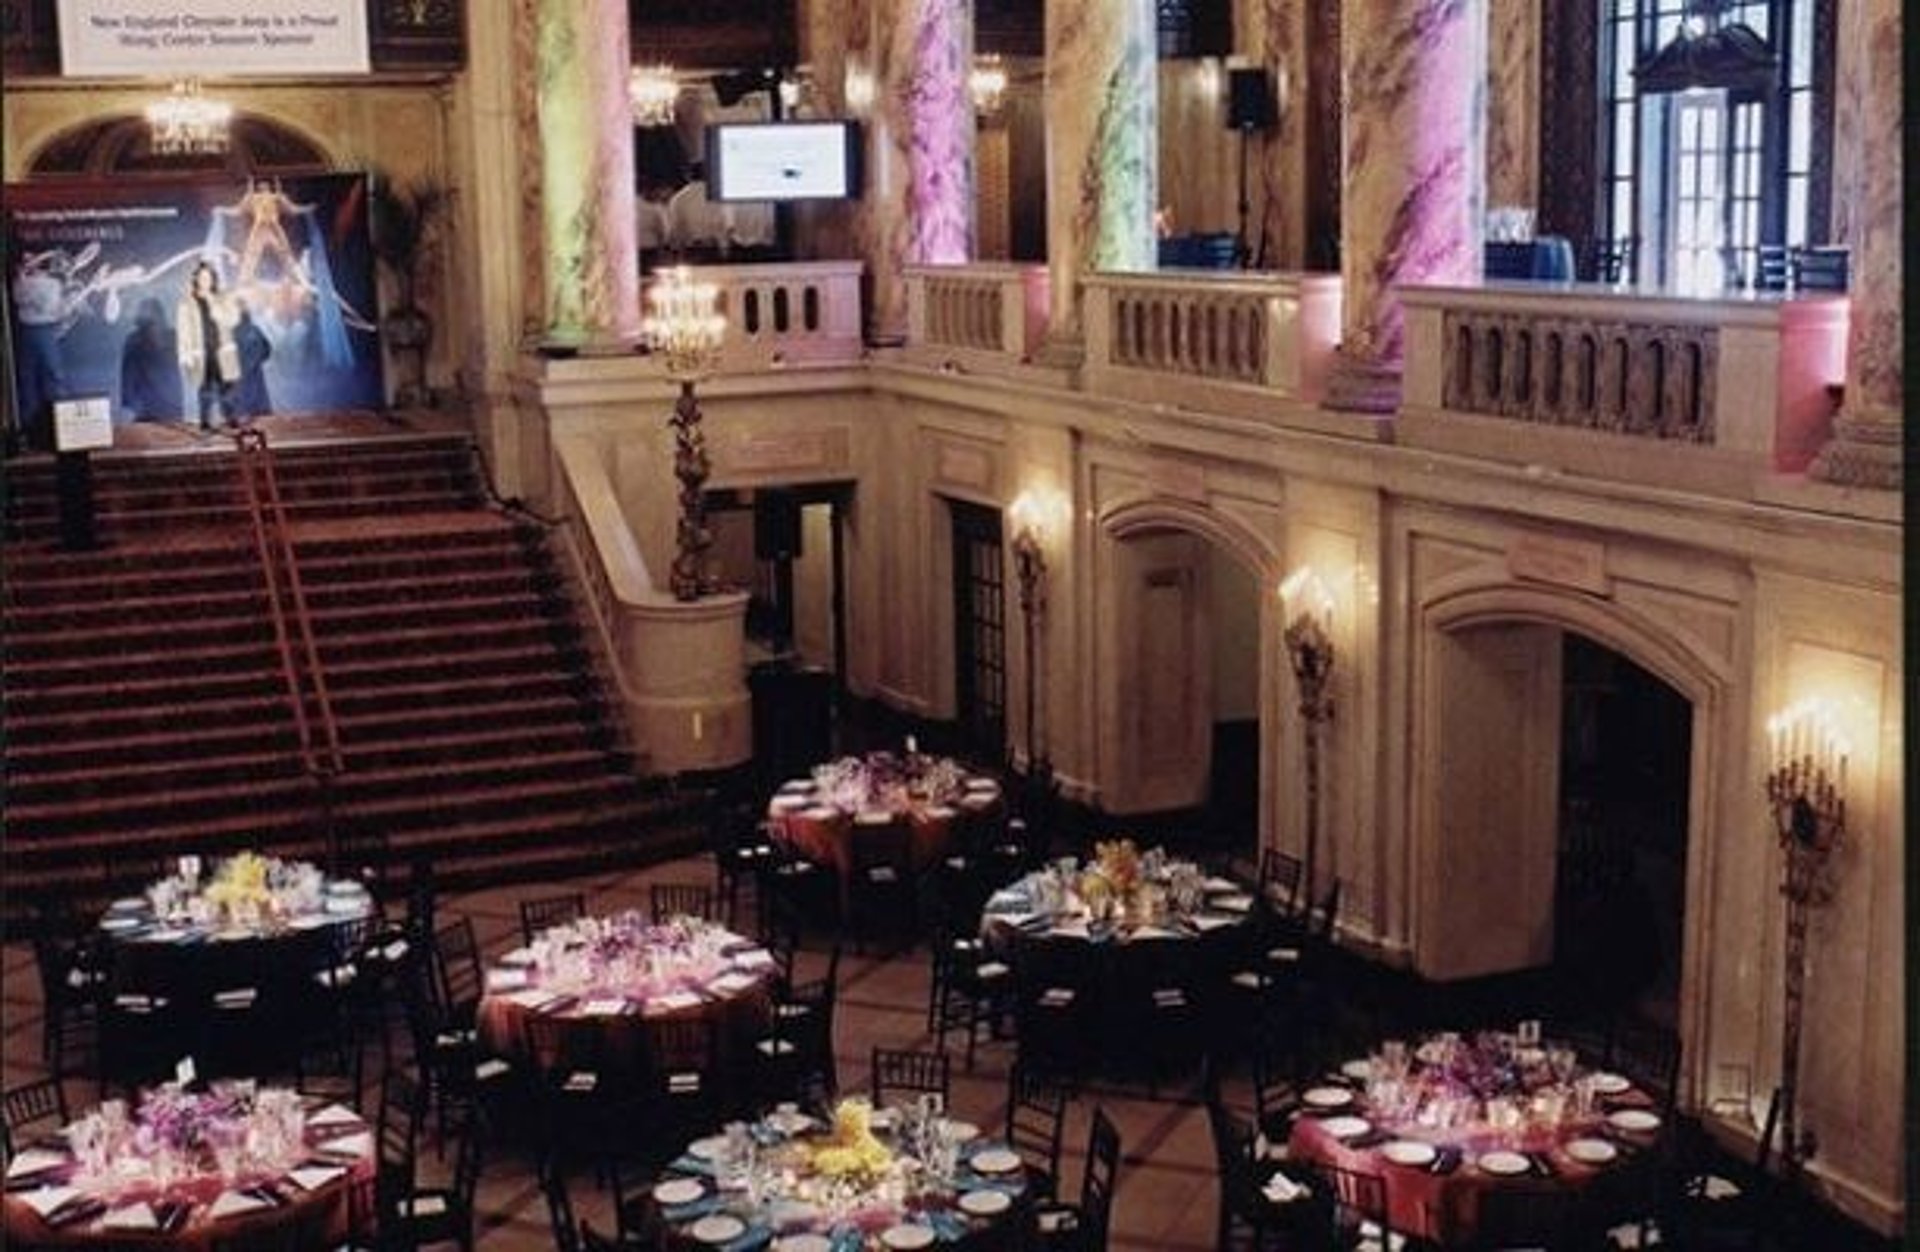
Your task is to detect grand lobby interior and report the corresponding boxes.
[0,1,1906,1249]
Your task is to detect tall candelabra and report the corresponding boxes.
[1009,511,1049,781]
[1280,569,1336,907]
[1763,700,1848,1179]
[642,267,726,601]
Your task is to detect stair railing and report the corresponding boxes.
[232,430,344,853]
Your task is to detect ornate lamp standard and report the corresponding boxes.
[1763,699,1849,1180]
[1007,490,1062,789]
[642,267,727,602]
[1279,567,1336,908]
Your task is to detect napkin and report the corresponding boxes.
[1702,1175,1742,1200]
[486,968,530,992]
[307,1103,360,1128]
[6,1148,67,1180]
[653,991,703,1012]
[288,1164,348,1191]
[712,972,757,994]
[1211,894,1254,913]
[102,1202,159,1230]
[505,988,559,1010]
[209,1189,271,1219]
[498,946,537,966]
[1263,1173,1306,1204]
[18,1185,81,1219]
[733,949,777,969]
[579,998,630,1017]
[1203,877,1239,893]
[1051,918,1091,939]
[1192,914,1238,932]
[318,1130,373,1159]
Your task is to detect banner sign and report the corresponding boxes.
[57,0,371,76]
[5,174,386,451]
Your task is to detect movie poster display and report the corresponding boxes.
[5,174,384,450]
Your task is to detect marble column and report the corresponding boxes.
[867,0,975,343]
[1039,0,1157,363]
[1809,0,1902,489]
[1485,0,1539,213]
[795,0,870,265]
[520,0,640,349]
[1324,0,1485,412]
[1236,0,1310,269]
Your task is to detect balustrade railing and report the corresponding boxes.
[680,261,863,370]
[906,263,1051,363]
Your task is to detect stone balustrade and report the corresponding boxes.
[1400,283,1849,483]
[675,261,864,371]
[904,263,1053,369]
[1082,270,1344,414]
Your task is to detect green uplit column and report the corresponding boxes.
[523,0,641,349]
[1038,0,1157,364]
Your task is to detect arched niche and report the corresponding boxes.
[22,112,333,182]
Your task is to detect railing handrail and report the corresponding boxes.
[233,430,343,779]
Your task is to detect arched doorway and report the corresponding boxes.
[1097,499,1281,859]
[1414,584,1724,1100]
[25,112,333,180]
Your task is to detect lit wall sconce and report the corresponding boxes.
[146,79,233,156]
[628,64,680,128]
[845,66,876,114]
[970,56,1009,117]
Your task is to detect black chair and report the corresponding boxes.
[1663,1088,1783,1251]
[1031,1106,1122,1251]
[1004,1060,1068,1201]
[398,941,514,1154]
[650,880,719,925]
[541,1159,633,1252]
[1205,1079,1330,1251]
[1259,849,1305,921]
[520,892,588,945]
[29,923,101,1077]
[430,917,486,1029]
[385,1106,486,1251]
[847,815,918,951]
[870,1045,951,1111]
[2,1077,68,1159]
[1611,1018,1681,1117]
[753,943,842,1108]
[926,908,1011,1069]
[1463,1185,1580,1250]
[330,822,391,903]
[207,1207,330,1252]
[1315,1161,1393,1250]
[376,1067,425,1241]
[1110,935,1201,1095]
[1013,937,1096,1082]
[710,804,776,927]
[523,1014,638,1171]
[643,1016,724,1157]
[1250,1020,1307,1145]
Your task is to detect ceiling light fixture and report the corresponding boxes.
[145,79,233,157]
[628,64,680,128]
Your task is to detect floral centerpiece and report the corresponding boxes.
[1079,838,1146,919]
[202,852,276,921]
[814,752,969,812]
[810,1098,895,1180]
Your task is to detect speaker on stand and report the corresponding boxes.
[1226,68,1275,269]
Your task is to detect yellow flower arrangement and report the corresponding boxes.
[1093,839,1143,898]
[810,1097,894,1179]
[202,852,275,919]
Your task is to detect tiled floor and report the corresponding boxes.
[3,856,1230,1250]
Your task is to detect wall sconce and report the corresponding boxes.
[1279,566,1337,909]
[628,64,680,128]
[1763,697,1850,1179]
[642,267,727,601]
[845,66,876,114]
[145,79,233,157]
[970,56,1009,117]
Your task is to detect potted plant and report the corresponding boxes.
[367,169,451,403]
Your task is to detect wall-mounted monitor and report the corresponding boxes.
[706,121,862,202]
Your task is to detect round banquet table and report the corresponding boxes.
[475,922,779,1084]
[766,767,1004,907]
[978,867,1254,962]
[636,1107,1029,1250]
[1286,1042,1668,1245]
[1,1089,374,1251]
[98,878,375,996]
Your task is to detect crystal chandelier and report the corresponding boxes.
[145,79,233,157]
[628,64,680,128]
[969,57,1008,117]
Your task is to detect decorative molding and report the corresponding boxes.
[1505,531,1611,597]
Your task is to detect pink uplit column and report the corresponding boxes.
[1038,0,1158,365]
[1809,0,1902,489]
[522,0,640,348]
[1323,0,1483,413]
[867,0,975,342]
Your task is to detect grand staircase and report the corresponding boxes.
[3,433,704,928]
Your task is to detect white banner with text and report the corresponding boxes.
[58,0,370,76]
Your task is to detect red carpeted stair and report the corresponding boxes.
[3,435,703,928]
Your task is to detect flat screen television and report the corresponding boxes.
[706,121,862,202]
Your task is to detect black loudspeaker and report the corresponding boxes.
[1227,68,1275,131]
[754,491,803,560]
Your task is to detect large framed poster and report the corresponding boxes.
[4,174,385,450]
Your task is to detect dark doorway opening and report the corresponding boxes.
[948,499,1007,763]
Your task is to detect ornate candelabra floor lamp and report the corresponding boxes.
[1764,700,1848,1181]
[642,267,727,602]
[1008,493,1051,789]
[1280,568,1336,909]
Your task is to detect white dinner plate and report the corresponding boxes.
[691,1214,746,1244]
[880,1224,936,1249]
[1477,1151,1531,1176]
[687,1135,727,1160]
[100,916,143,932]
[774,1236,832,1252]
[653,1178,705,1205]
[1565,1138,1619,1165]
[1302,1086,1354,1109]
[1589,1072,1632,1095]
[1340,1059,1374,1082]
[1607,1109,1662,1133]
[1321,1117,1371,1141]
[958,1188,1012,1216]
[109,897,147,912]
[1379,1140,1437,1167]
[969,1147,1022,1174]
[940,1119,980,1143]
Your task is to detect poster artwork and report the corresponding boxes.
[5,174,385,450]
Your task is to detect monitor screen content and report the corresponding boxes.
[707,122,861,202]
